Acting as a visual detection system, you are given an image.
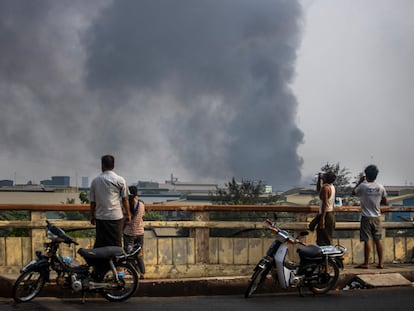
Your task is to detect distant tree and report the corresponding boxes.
[209,177,273,238]
[66,198,76,204]
[0,211,30,237]
[143,210,165,221]
[79,191,89,204]
[309,162,353,205]
[312,162,352,197]
[210,177,264,205]
[62,197,88,221]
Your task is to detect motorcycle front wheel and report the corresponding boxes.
[244,265,270,298]
[308,259,339,294]
[100,262,139,302]
[12,270,46,303]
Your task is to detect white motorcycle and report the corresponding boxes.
[245,219,346,298]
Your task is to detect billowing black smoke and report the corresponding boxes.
[0,0,303,189]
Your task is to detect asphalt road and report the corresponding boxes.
[1,287,414,311]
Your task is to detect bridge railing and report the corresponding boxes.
[0,204,413,277]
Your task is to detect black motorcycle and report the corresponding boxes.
[12,220,140,303]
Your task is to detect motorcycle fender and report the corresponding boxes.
[274,244,290,289]
[21,258,49,273]
[255,257,272,270]
[333,257,344,270]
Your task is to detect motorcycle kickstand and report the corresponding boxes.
[81,291,87,304]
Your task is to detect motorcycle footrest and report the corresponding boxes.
[284,260,298,270]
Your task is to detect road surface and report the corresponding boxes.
[1,287,413,311]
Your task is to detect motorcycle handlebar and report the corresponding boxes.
[46,220,79,245]
[264,218,306,246]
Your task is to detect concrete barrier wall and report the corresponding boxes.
[0,204,413,278]
[1,234,413,277]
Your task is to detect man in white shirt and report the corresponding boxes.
[90,155,131,248]
[353,165,387,269]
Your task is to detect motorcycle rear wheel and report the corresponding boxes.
[244,266,269,298]
[100,262,139,302]
[307,259,339,294]
[12,270,46,303]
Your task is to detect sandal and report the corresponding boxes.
[355,264,369,269]
[376,265,384,269]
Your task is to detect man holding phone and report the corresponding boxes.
[353,165,387,269]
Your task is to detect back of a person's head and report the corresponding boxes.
[325,171,336,184]
[101,155,115,170]
[129,185,138,196]
[365,165,379,181]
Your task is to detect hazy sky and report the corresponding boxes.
[1,0,413,190]
[295,0,414,187]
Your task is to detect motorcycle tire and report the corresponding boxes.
[12,269,46,303]
[244,266,269,298]
[100,262,139,302]
[307,259,339,294]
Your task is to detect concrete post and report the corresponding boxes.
[30,211,46,258]
[190,211,209,264]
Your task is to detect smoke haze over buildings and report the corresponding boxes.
[0,0,304,189]
[5,0,413,190]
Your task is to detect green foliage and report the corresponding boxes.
[209,177,264,205]
[79,191,89,204]
[310,162,355,205]
[313,162,353,197]
[208,177,272,237]
[66,228,96,238]
[62,197,89,220]
[0,210,30,221]
[143,210,165,221]
[0,211,30,237]
[60,211,89,220]
[2,227,29,237]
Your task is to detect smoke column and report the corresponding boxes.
[0,0,304,189]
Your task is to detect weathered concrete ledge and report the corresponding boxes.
[1,264,413,298]
[1,205,414,278]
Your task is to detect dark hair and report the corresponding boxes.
[129,185,138,196]
[128,185,139,216]
[324,171,336,184]
[101,155,115,170]
[365,165,379,181]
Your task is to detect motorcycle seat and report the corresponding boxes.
[78,246,124,260]
[297,245,322,259]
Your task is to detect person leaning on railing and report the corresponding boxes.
[315,171,336,246]
[89,155,131,248]
[123,185,146,278]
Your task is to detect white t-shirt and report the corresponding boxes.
[354,181,387,217]
[90,170,128,220]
